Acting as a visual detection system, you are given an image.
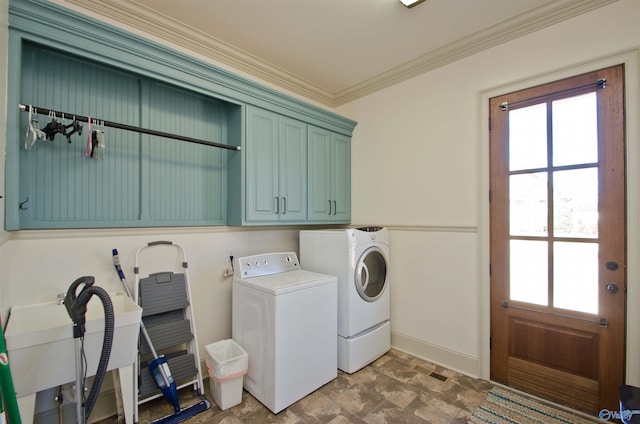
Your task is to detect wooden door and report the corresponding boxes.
[489,65,626,414]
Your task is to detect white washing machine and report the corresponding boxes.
[300,227,390,373]
[232,252,337,413]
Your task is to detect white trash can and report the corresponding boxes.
[205,339,248,410]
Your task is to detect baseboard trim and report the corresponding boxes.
[391,331,479,378]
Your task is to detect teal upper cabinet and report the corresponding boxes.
[245,106,307,223]
[7,0,357,229]
[331,132,351,222]
[11,42,233,229]
[308,126,351,223]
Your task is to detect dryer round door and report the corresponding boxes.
[354,246,388,302]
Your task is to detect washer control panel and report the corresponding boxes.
[236,252,299,278]
[352,227,388,244]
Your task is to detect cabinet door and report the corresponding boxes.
[246,106,279,222]
[331,132,351,222]
[279,117,307,222]
[307,126,332,222]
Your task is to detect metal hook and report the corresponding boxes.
[19,196,29,211]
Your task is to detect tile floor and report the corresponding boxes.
[100,349,495,423]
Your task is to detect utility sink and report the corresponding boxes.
[4,291,142,397]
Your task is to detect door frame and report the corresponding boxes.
[478,50,640,389]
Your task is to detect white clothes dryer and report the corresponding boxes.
[232,252,337,413]
[300,227,390,373]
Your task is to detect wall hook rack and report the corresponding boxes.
[19,196,29,211]
[19,104,241,151]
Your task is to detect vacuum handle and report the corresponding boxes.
[64,276,94,304]
[63,276,95,339]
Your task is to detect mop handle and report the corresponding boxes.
[0,318,21,424]
[112,250,170,387]
[111,250,134,299]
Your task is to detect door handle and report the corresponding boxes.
[282,197,287,215]
[361,263,370,290]
[333,200,337,215]
[606,283,619,294]
[328,200,332,215]
[274,196,279,214]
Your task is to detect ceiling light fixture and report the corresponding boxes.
[400,0,426,8]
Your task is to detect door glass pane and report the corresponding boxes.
[510,240,548,305]
[553,242,598,314]
[553,168,598,238]
[552,92,598,167]
[510,173,547,236]
[509,103,547,171]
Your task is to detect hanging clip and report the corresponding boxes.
[43,110,60,141]
[85,117,93,157]
[24,106,46,150]
[91,123,105,159]
[24,105,36,150]
[64,119,83,143]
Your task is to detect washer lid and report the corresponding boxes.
[234,270,337,295]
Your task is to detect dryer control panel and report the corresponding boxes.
[235,252,299,279]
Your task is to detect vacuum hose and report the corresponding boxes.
[64,276,114,422]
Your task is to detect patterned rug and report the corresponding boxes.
[469,387,601,424]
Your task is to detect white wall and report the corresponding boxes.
[337,0,640,380]
[2,228,300,344]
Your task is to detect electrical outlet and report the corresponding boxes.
[223,251,234,277]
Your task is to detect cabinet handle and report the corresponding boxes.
[282,197,287,215]
[333,200,337,215]
[274,196,279,214]
[328,200,332,215]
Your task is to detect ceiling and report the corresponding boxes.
[58,0,617,107]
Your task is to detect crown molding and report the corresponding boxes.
[333,0,620,105]
[58,0,618,108]
[56,0,334,106]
